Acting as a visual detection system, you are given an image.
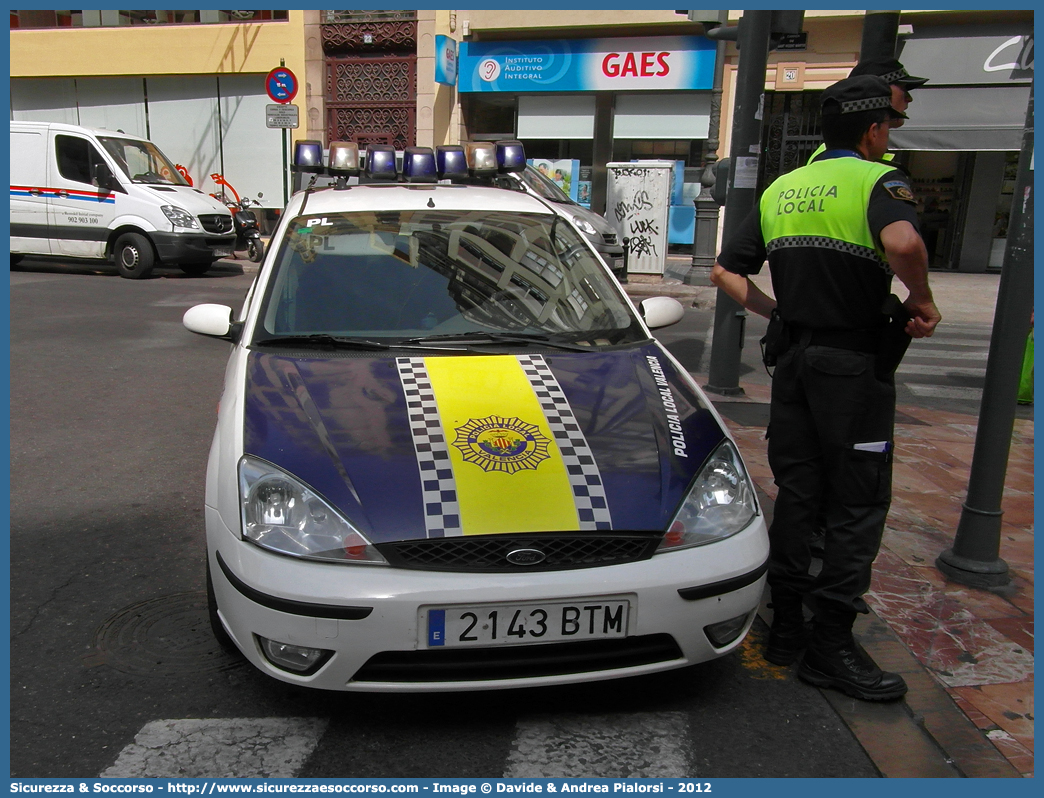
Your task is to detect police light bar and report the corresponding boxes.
[327,141,360,176]
[495,140,526,173]
[292,140,324,173]
[465,142,498,175]
[402,146,437,183]
[365,144,398,181]
[435,145,468,181]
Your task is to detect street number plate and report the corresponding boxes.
[424,598,630,648]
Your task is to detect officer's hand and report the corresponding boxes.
[904,299,942,338]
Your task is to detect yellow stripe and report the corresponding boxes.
[424,356,579,535]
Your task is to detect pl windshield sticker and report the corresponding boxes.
[646,355,689,459]
[397,354,611,537]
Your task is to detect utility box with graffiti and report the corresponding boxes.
[606,162,672,275]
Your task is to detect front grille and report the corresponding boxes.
[352,634,683,683]
[602,232,619,246]
[378,534,660,572]
[199,214,233,234]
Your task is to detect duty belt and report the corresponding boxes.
[791,325,881,353]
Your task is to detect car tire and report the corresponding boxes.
[206,558,242,657]
[113,232,156,279]
[247,237,264,263]
[179,261,214,276]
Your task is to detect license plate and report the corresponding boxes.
[213,248,233,258]
[424,598,630,648]
[612,258,625,272]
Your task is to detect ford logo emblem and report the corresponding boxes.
[506,548,546,566]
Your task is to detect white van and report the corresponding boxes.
[10,121,236,278]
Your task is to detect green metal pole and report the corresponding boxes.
[936,85,1034,589]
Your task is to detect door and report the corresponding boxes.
[10,128,51,255]
[48,133,117,258]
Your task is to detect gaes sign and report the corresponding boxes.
[266,67,298,104]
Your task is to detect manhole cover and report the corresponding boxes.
[88,592,244,676]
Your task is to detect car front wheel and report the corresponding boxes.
[180,261,214,276]
[113,233,156,279]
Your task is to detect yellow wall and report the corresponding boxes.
[10,14,306,78]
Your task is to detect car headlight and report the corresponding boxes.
[656,440,757,553]
[571,217,599,238]
[161,205,200,229]
[238,456,387,565]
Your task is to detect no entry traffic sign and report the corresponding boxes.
[266,67,298,104]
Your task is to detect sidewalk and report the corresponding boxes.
[630,259,1034,777]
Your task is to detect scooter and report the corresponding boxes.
[209,174,265,263]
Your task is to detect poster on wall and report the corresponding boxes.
[577,166,593,208]
[529,158,580,202]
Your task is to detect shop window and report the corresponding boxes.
[465,95,516,140]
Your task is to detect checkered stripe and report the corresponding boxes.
[840,95,892,114]
[767,235,891,273]
[396,357,460,538]
[516,354,613,531]
[879,68,907,84]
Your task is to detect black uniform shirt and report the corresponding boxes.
[718,161,920,331]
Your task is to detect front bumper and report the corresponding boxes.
[593,242,627,282]
[150,231,237,265]
[206,506,768,692]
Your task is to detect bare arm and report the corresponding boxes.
[710,263,777,319]
[879,220,941,338]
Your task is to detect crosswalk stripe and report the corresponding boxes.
[906,349,988,360]
[504,712,691,778]
[896,363,985,377]
[906,384,984,400]
[100,718,328,778]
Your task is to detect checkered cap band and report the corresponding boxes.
[839,95,893,114]
[517,354,613,531]
[397,357,460,538]
[879,68,907,84]
[767,235,892,274]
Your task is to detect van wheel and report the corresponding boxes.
[206,558,242,657]
[114,233,155,279]
[180,261,213,276]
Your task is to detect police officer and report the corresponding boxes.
[808,57,929,164]
[710,75,942,702]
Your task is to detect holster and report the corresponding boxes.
[760,309,791,368]
[876,294,913,379]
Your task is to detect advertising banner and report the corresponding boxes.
[459,36,715,93]
[435,35,458,86]
[529,158,580,202]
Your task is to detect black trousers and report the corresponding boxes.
[766,341,896,624]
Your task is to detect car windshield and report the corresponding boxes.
[97,136,189,185]
[255,209,643,347]
[518,166,575,204]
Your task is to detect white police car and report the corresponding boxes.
[183,140,768,691]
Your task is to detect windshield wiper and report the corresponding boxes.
[400,331,593,352]
[253,334,391,351]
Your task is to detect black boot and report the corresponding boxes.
[764,594,809,666]
[798,621,908,701]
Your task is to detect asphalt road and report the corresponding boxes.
[8,256,910,779]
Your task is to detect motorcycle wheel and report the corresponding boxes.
[247,237,264,263]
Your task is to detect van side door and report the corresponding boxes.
[10,128,52,255]
[49,133,118,258]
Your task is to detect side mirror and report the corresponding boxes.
[183,304,240,341]
[93,162,116,189]
[639,296,685,329]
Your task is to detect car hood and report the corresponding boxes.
[145,185,231,215]
[242,343,725,544]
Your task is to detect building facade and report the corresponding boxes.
[10,9,1033,272]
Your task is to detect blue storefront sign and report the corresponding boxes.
[435,35,458,86]
[458,35,715,93]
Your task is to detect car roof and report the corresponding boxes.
[10,120,150,143]
[283,182,557,218]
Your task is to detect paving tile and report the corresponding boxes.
[986,617,1034,654]
[983,730,1035,777]
[892,461,952,495]
[1006,575,1035,615]
[911,565,1026,621]
[952,682,1035,752]
[999,524,1035,578]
